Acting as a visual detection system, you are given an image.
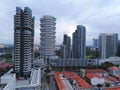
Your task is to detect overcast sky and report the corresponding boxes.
[0,0,120,45]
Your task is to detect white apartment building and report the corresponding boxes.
[40,15,56,59]
[99,33,118,59]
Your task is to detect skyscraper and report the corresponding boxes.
[117,40,120,57]
[40,15,56,59]
[72,25,86,59]
[99,33,118,59]
[14,7,34,77]
[93,39,99,49]
[60,34,71,58]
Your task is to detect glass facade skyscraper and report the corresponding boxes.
[60,34,71,59]
[14,7,34,77]
[93,39,99,49]
[72,25,86,59]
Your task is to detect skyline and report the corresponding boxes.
[0,0,120,45]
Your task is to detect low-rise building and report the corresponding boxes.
[16,68,41,90]
[105,86,120,90]
[0,68,41,90]
[0,69,16,90]
[105,76,119,86]
[86,73,104,85]
[0,84,9,90]
[85,69,108,77]
[50,58,87,66]
[99,57,120,65]
[87,57,120,66]
[108,66,120,76]
[54,72,91,90]
[115,75,120,80]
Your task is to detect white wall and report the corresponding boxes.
[1,74,16,90]
[91,77,104,85]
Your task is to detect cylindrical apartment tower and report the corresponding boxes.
[40,15,56,59]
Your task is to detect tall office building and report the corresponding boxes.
[117,40,120,57]
[40,15,56,59]
[14,7,34,77]
[72,25,86,59]
[93,39,99,49]
[99,33,118,59]
[60,34,71,58]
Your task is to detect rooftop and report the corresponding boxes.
[62,77,73,90]
[16,80,29,86]
[86,73,102,79]
[108,66,119,70]
[0,84,7,90]
[16,68,41,89]
[0,62,13,68]
[85,69,108,74]
[54,72,91,89]
[105,76,119,83]
[115,75,120,79]
[105,86,120,90]
[54,75,66,90]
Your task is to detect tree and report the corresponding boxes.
[106,83,110,88]
[0,53,12,59]
[86,47,99,59]
[86,64,97,69]
[97,84,102,90]
[55,49,60,56]
[99,62,114,70]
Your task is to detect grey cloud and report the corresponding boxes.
[0,0,120,45]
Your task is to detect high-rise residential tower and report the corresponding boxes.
[60,34,71,58]
[72,25,86,59]
[40,15,56,59]
[14,7,34,77]
[99,33,118,59]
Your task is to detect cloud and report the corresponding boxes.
[56,18,76,44]
[0,0,120,45]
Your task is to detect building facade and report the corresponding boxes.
[72,25,86,59]
[60,34,71,59]
[93,39,99,49]
[14,7,34,76]
[117,40,120,57]
[99,33,118,59]
[40,15,56,59]
[108,66,120,77]
[50,58,87,66]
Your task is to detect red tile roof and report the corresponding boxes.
[105,86,120,90]
[0,62,13,68]
[86,69,108,74]
[108,66,119,70]
[54,71,91,89]
[116,75,120,79]
[86,73,102,79]
[106,76,119,82]
[54,75,66,90]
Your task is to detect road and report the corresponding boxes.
[49,75,58,90]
